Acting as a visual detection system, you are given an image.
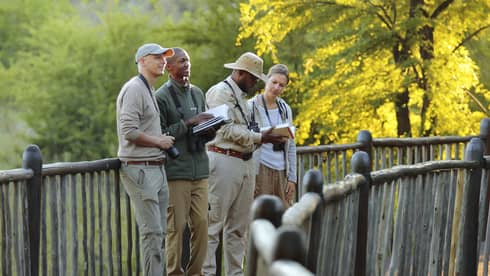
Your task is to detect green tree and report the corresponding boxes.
[7,4,180,162]
[163,0,257,90]
[1,0,254,165]
[239,0,490,144]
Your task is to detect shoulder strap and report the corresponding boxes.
[223,80,249,124]
[167,84,184,119]
[138,74,159,111]
[277,99,288,121]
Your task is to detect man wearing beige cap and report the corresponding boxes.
[203,52,286,275]
[116,43,176,276]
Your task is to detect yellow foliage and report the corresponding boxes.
[239,0,490,145]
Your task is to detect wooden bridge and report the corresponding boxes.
[1,118,489,275]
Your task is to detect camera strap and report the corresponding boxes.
[223,80,249,125]
[261,94,287,127]
[167,83,199,120]
[138,74,160,112]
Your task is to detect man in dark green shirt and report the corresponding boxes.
[155,47,213,276]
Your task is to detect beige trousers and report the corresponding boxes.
[254,163,290,208]
[120,164,168,276]
[166,179,208,276]
[203,152,255,276]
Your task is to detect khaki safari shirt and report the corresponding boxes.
[206,76,262,153]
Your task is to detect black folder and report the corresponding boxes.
[192,116,228,136]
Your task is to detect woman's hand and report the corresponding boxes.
[285,181,296,201]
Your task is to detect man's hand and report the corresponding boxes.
[261,128,287,144]
[200,127,217,142]
[156,134,175,150]
[185,113,215,126]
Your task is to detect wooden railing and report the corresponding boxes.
[1,118,488,275]
[249,136,490,276]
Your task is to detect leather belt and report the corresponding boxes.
[208,145,253,161]
[124,160,164,166]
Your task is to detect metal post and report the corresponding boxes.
[246,195,285,276]
[351,151,371,276]
[302,169,323,273]
[22,145,43,276]
[457,138,484,276]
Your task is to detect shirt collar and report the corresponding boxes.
[169,76,189,91]
[225,76,247,97]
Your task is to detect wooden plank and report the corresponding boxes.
[88,173,96,276]
[448,169,465,275]
[114,170,123,276]
[13,182,22,275]
[49,176,59,275]
[81,173,89,276]
[60,174,67,275]
[97,172,104,276]
[105,171,114,275]
[70,174,79,275]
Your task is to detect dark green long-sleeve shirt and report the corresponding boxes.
[155,78,209,181]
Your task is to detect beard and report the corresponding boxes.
[237,80,257,96]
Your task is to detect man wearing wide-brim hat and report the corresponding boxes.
[203,52,285,276]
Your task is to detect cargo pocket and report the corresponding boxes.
[207,193,221,223]
[167,205,176,233]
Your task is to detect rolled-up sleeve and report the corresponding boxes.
[119,85,143,141]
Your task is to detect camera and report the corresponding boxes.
[273,143,285,151]
[166,146,180,159]
[248,121,260,133]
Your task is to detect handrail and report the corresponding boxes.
[269,260,314,276]
[371,159,480,185]
[250,219,276,264]
[42,158,120,176]
[282,193,321,226]
[296,142,362,153]
[323,174,365,203]
[373,135,474,146]
[0,168,33,182]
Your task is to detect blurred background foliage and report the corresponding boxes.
[0,0,489,169]
[0,0,254,168]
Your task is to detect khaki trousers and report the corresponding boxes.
[254,163,290,208]
[166,179,208,276]
[203,152,255,276]
[120,164,168,276]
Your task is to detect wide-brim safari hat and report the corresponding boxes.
[224,52,267,82]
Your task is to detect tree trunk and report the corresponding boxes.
[394,89,412,137]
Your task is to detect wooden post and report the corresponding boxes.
[273,225,307,265]
[457,138,484,276]
[479,118,490,241]
[302,169,323,273]
[22,145,43,276]
[356,130,373,170]
[351,151,371,276]
[246,195,285,276]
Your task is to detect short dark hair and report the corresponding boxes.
[267,64,289,84]
[166,47,185,64]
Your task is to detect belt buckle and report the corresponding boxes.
[242,152,253,161]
